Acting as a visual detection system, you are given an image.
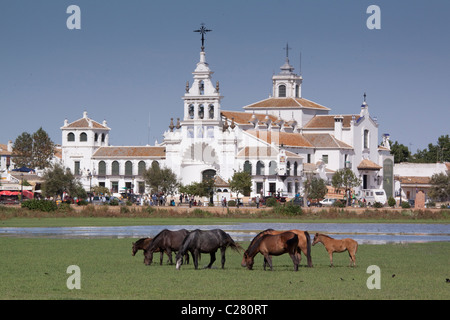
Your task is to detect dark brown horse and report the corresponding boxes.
[312,233,358,267]
[144,229,190,266]
[132,237,171,264]
[241,229,312,268]
[242,231,299,271]
[175,229,241,270]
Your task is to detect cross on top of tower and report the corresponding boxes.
[194,23,212,52]
[283,42,292,58]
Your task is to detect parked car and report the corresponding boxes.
[319,198,337,207]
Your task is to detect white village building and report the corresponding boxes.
[60,35,394,202]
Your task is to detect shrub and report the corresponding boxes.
[227,200,236,207]
[273,203,302,216]
[21,199,57,212]
[109,199,119,206]
[388,196,396,208]
[265,197,278,207]
[373,202,384,208]
[332,200,345,208]
[58,202,72,212]
[401,201,411,209]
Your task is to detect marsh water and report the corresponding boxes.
[1,222,449,244]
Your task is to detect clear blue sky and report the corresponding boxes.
[1,0,449,152]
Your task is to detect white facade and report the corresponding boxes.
[59,47,394,200]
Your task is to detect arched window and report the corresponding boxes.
[112,161,120,175]
[294,162,298,176]
[94,133,98,142]
[364,129,369,149]
[198,104,204,119]
[189,105,194,119]
[295,85,299,98]
[286,161,291,176]
[98,161,106,175]
[208,104,214,119]
[269,161,277,175]
[80,132,87,142]
[202,169,216,181]
[138,161,146,176]
[125,161,133,176]
[278,85,286,97]
[151,161,160,170]
[243,161,252,175]
[256,161,265,175]
[199,81,204,95]
[67,132,75,142]
[101,133,105,142]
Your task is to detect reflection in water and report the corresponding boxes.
[1,223,449,244]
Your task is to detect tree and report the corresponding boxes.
[428,173,450,202]
[412,135,450,163]
[41,163,82,200]
[304,177,327,204]
[390,140,411,163]
[31,128,55,169]
[179,178,215,198]
[228,171,252,205]
[331,168,361,204]
[12,132,33,168]
[143,162,179,195]
[12,128,55,169]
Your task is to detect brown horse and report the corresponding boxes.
[132,237,170,264]
[242,231,299,271]
[312,233,358,267]
[241,229,312,268]
[144,229,190,266]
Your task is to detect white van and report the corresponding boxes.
[357,189,387,206]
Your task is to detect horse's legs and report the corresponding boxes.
[193,250,199,270]
[185,252,190,264]
[328,251,334,267]
[207,251,216,269]
[263,254,273,271]
[348,250,356,267]
[167,249,173,265]
[220,248,226,269]
[289,252,299,271]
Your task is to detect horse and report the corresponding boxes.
[242,231,299,271]
[144,229,190,266]
[312,233,358,267]
[241,229,312,268]
[132,237,152,256]
[175,229,241,270]
[132,237,173,265]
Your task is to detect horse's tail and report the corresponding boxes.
[287,234,299,252]
[304,231,313,267]
[225,233,242,254]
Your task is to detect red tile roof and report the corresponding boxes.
[92,146,166,158]
[243,97,330,110]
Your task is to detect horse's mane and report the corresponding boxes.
[317,233,333,239]
[248,229,274,247]
[134,237,149,246]
[147,229,169,250]
[246,233,270,257]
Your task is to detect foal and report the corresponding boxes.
[312,233,358,267]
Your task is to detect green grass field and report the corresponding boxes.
[0,237,448,300]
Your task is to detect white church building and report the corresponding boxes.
[60,31,394,201]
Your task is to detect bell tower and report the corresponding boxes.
[182,24,222,124]
[272,43,303,98]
